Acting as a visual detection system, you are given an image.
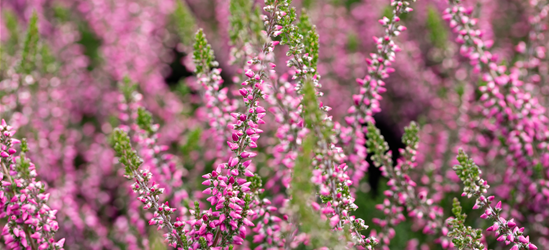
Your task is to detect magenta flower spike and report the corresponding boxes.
[0,120,64,250]
[112,128,188,248]
[194,29,238,161]
[342,0,415,187]
[194,0,298,248]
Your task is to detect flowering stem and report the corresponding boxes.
[300,78,375,248]
[212,228,221,247]
[0,161,14,189]
[343,0,415,189]
[453,150,538,250]
[447,198,485,250]
[197,1,290,247]
[350,0,413,124]
[1,121,64,249]
[23,226,38,250]
[111,129,184,248]
[135,169,182,245]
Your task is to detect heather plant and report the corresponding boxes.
[1,0,549,249]
[1,120,64,249]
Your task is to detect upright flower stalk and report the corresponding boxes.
[115,101,227,249]
[193,30,237,160]
[116,81,185,248]
[281,20,378,245]
[0,120,64,250]
[338,0,441,246]
[260,7,322,248]
[258,6,373,246]
[451,150,538,250]
[342,0,415,186]
[301,78,376,248]
[199,0,293,248]
[446,198,485,250]
[111,128,186,248]
[263,9,318,191]
[264,73,305,190]
[284,80,349,250]
[260,4,378,247]
[268,3,392,247]
[118,80,184,200]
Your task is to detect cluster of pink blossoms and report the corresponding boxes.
[197,0,289,246]
[341,0,413,188]
[1,120,64,250]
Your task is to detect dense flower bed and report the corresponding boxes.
[1,0,547,249]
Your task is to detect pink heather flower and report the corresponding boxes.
[330,215,340,228]
[245,69,254,78]
[0,121,63,249]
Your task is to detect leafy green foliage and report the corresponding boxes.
[402,122,419,149]
[280,7,298,45]
[297,11,319,71]
[301,80,328,139]
[119,76,138,104]
[447,198,485,250]
[193,29,218,75]
[136,107,154,135]
[52,5,71,22]
[366,122,393,168]
[290,133,336,249]
[453,150,489,198]
[77,21,102,71]
[289,80,342,249]
[39,43,57,74]
[426,6,448,48]
[179,127,202,160]
[172,79,191,97]
[19,12,39,74]
[21,138,29,153]
[2,10,20,57]
[15,139,32,176]
[150,231,169,250]
[229,0,264,47]
[347,32,360,53]
[172,0,196,47]
[229,0,252,44]
[301,0,314,9]
[280,6,320,90]
[111,129,143,177]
